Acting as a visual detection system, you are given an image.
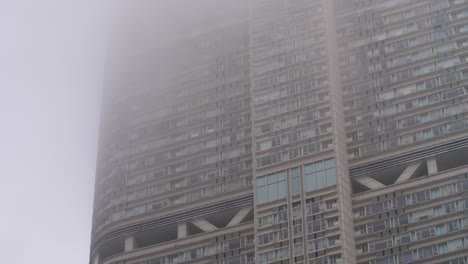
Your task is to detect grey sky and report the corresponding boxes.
[0,0,109,263]
[0,1,247,263]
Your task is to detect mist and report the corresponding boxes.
[0,0,109,263]
[0,1,249,263]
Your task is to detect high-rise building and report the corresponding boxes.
[90,1,468,264]
[336,1,468,263]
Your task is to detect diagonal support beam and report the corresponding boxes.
[227,207,252,227]
[355,176,385,190]
[191,218,218,232]
[427,158,438,175]
[395,162,421,184]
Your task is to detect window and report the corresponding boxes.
[277,171,287,199]
[419,113,430,123]
[379,90,394,101]
[291,167,301,195]
[127,204,146,217]
[258,140,272,151]
[423,129,433,140]
[304,158,336,192]
[257,171,287,204]
[315,170,325,189]
[325,158,336,185]
[258,228,288,245]
[127,173,147,186]
[259,247,289,264]
[305,164,315,191]
[432,206,444,216]
[447,239,463,251]
[257,177,267,204]
[258,210,288,228]
[436,224,447,235]
[418,97,428,106]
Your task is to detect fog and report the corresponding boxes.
[106,0,249,95]
[0,1,248,263]
[0,0,108,263]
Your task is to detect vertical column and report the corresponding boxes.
[427,158,438,175]
[323,0,357,263]
[178,222,187,239]
[124,236,136,252]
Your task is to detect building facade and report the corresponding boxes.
[90,0,468,264]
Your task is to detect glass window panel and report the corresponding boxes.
[438,243,448,254]
[267,184,277,201]
[291,167,300,177]
[325,158,335,169]
[315,171,325,189]
[448,239,462,251]
[277,171,287,181]
[435,225,446,235]
[258,176,267,186]
[258,186,267,204]
[326,168,336,185]
[267,174,276,184]
[431,189,440,198]
[259,140,272,151]
[314,161,324,172]
[305,173,315,191]
[277,181,287,199]
[292,176,301,195]
[305,164,314,174]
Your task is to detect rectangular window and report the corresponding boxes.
[325,159,336,185]
[304,158,336,192]
[267,183,277,202]
[277,181,287,199]
[423,129,433,139]
[291,167,301,195]
[257,180,267,204]
[305,164,315,192]
[435,224,446,235]
[315,170,325,189]
[257,171,287,204]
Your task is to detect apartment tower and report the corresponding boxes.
[90,1,468,264]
